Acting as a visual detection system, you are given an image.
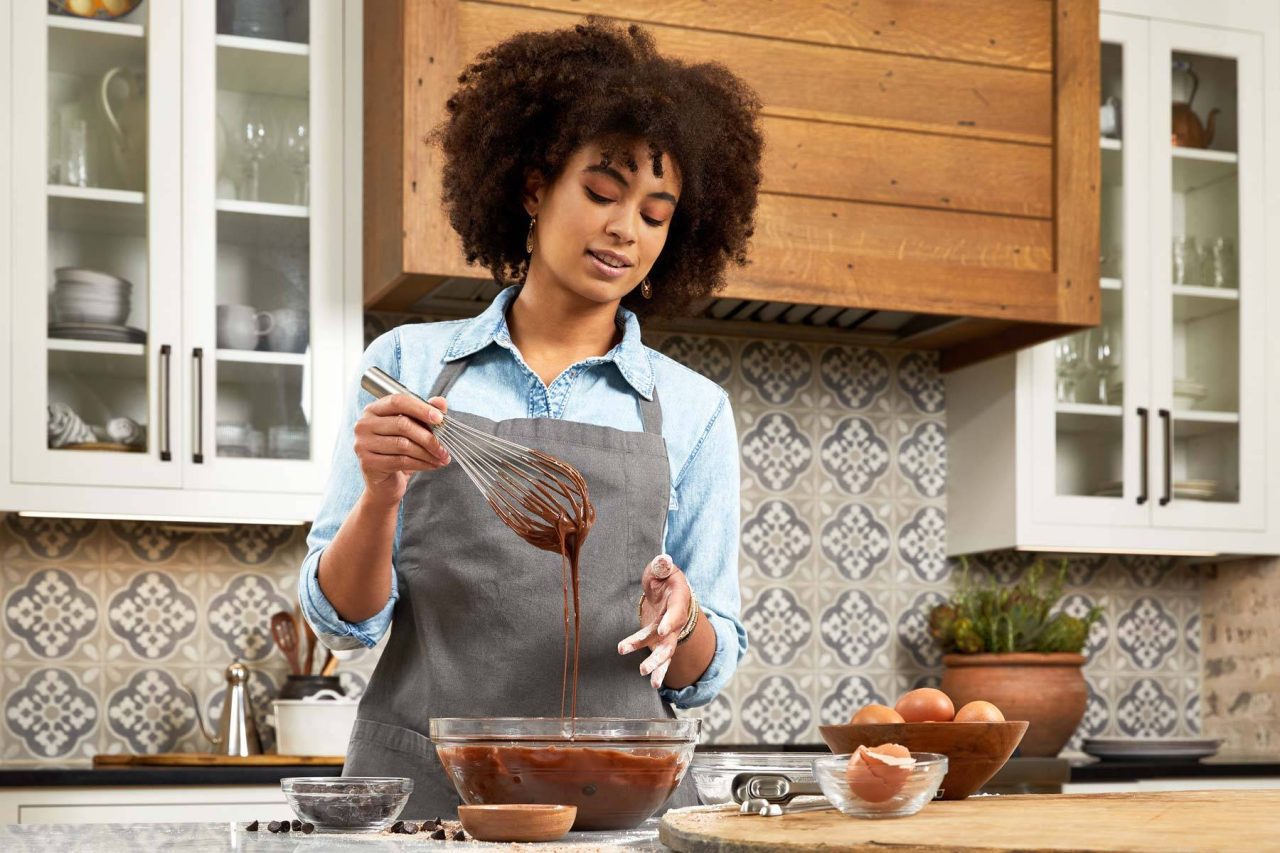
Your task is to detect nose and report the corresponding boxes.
[605,207,637,245]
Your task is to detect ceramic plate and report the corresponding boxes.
[1082,737,1222,762]
[48,322,146,343]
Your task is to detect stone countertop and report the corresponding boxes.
[0,820,665,852]
[0,761,343,788]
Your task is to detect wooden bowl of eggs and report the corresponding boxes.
[818,688,1028,800]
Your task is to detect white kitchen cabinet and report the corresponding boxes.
[1,2,363,522]
[0,785,287,825]
[948,0,1280,557]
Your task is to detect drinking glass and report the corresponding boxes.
[237,99,274,201]
[1172,236,1198,285]
[282,109,310,206]
[62,116,90,188]
[1092,325,1117,405]
[1206,237,1236,289]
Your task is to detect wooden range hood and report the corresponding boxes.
[365,0,1099,370]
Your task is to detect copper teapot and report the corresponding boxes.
[1171,60,1219,149]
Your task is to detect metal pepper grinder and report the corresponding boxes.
[187,661,263,756]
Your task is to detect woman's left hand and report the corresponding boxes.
[617,554,692,689]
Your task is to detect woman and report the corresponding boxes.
[300,18,763,818]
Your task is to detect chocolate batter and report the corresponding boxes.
[483,449,595,720]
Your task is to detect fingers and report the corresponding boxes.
[640,636,677,688]
[657,584,692,638]
[366,392,445,426]
[647,554,675,581]
[359,395,450,466]
[618,621,658,655]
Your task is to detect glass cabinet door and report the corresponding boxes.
[183,0,342,493]
[1031,14,1151,528]
[1149,23,1265,530]
[10,2,183,488]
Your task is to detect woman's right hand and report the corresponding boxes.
[353,392,451,507]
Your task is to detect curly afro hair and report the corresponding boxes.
[435,17,764,318]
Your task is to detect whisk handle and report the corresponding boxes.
[361,366,422,404]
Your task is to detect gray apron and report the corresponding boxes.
[343,354,700,819]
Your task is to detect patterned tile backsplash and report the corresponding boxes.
[0,323,1203,761]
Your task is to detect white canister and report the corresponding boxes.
[270,689,359,757]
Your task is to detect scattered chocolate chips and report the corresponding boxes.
[452,829,467,841]
[430,828,447,840]
[267,820,281,833]
[245,820,259,832]
[301,822,315,834]
[403,822,419,835]
[291,819,302,831]
[279,820,291,833]
[389,821,405,833]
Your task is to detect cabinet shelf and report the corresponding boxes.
[1100,137,1122,151]
[48,185,146,236]
[216,202,308,248]
[1172,147,1239,164]
[1055,404,1123,434]
[216,34,309,99]
[48,15,146,78]
[216,349,308,367]
[1172,285,1239,321]
[1173,153,1238,194]
[1172,411,1239,438]
[48,339,146,358]
[1101,277,1123,291]
[215,199,308,218]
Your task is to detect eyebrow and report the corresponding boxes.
[585,164,678,204]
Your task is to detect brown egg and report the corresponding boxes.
[845,743,916,803]
[954,700,1005,722]
[849,703,906,725]
[894,688,955,723]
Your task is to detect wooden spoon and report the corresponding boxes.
[270,611,302,676]
[457,804,576,842]
[319,650,337,677]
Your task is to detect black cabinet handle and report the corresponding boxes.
[1136,407,1148,505]
[159,344,172,462]
[1158,409,1172,506]
[193,347,204,464]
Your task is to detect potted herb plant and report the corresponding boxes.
[931,560,1101,757]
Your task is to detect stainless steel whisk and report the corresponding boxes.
[360,367,592,544]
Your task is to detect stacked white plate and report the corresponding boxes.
[51,267,132,326]
[1082,737,1222,762]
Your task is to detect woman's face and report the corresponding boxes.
[524,139,681,307]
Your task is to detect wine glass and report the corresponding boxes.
[1056,336,1083,403]
[1092,325,1117,404]
[238,98,275,201]
[282,108,310,206]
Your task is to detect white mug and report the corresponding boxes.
[217,304,273,350]
[265,308,309,353]
[1100,95,1121,139]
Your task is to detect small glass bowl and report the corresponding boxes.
[812,753,947,819]
[280,777,412,832]
[689,752,819,805]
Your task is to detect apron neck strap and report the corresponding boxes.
[428,354,664,436]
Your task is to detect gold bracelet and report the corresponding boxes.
[676,590,700,645]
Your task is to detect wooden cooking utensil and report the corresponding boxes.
[319,650,337,677]
[458,804,576,843]
[270,611,302,676]
[301,617,317,675]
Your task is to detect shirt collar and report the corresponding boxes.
[443,285,656,400]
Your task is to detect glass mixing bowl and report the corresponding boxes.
[689,751,819,805]
[430,717,699,831]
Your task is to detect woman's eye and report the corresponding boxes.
[642,215,666,227]
[585,187,613,204]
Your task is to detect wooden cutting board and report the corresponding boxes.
[660,790,1280,852]
[93,753,344,767]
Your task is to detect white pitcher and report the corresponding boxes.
[99,66,147,190]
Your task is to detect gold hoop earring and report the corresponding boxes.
[525,216,536,255]
[640,278,653,299]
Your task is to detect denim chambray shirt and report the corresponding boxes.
[299,286,746,709]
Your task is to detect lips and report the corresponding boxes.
[586,250,632,269]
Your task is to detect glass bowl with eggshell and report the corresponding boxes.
[812,752,947,819]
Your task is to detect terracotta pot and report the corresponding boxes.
[940,653,1086,757]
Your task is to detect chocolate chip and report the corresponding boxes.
[267,820,281,833]
[418,821,433,832]
[279,820,291,833]
[245,820,259,832]
[302,822,315,834]
[582,783,597,796]
[430,828,446,840]
[390,820,405,833]
[403,822,418,834]
[291,819,302,831]
[453,829,467,841]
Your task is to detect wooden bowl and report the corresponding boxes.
[457,804,577,842]
[817,721,1028,800]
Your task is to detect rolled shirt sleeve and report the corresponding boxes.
[658,391,748,709]
[298,330,404,651]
